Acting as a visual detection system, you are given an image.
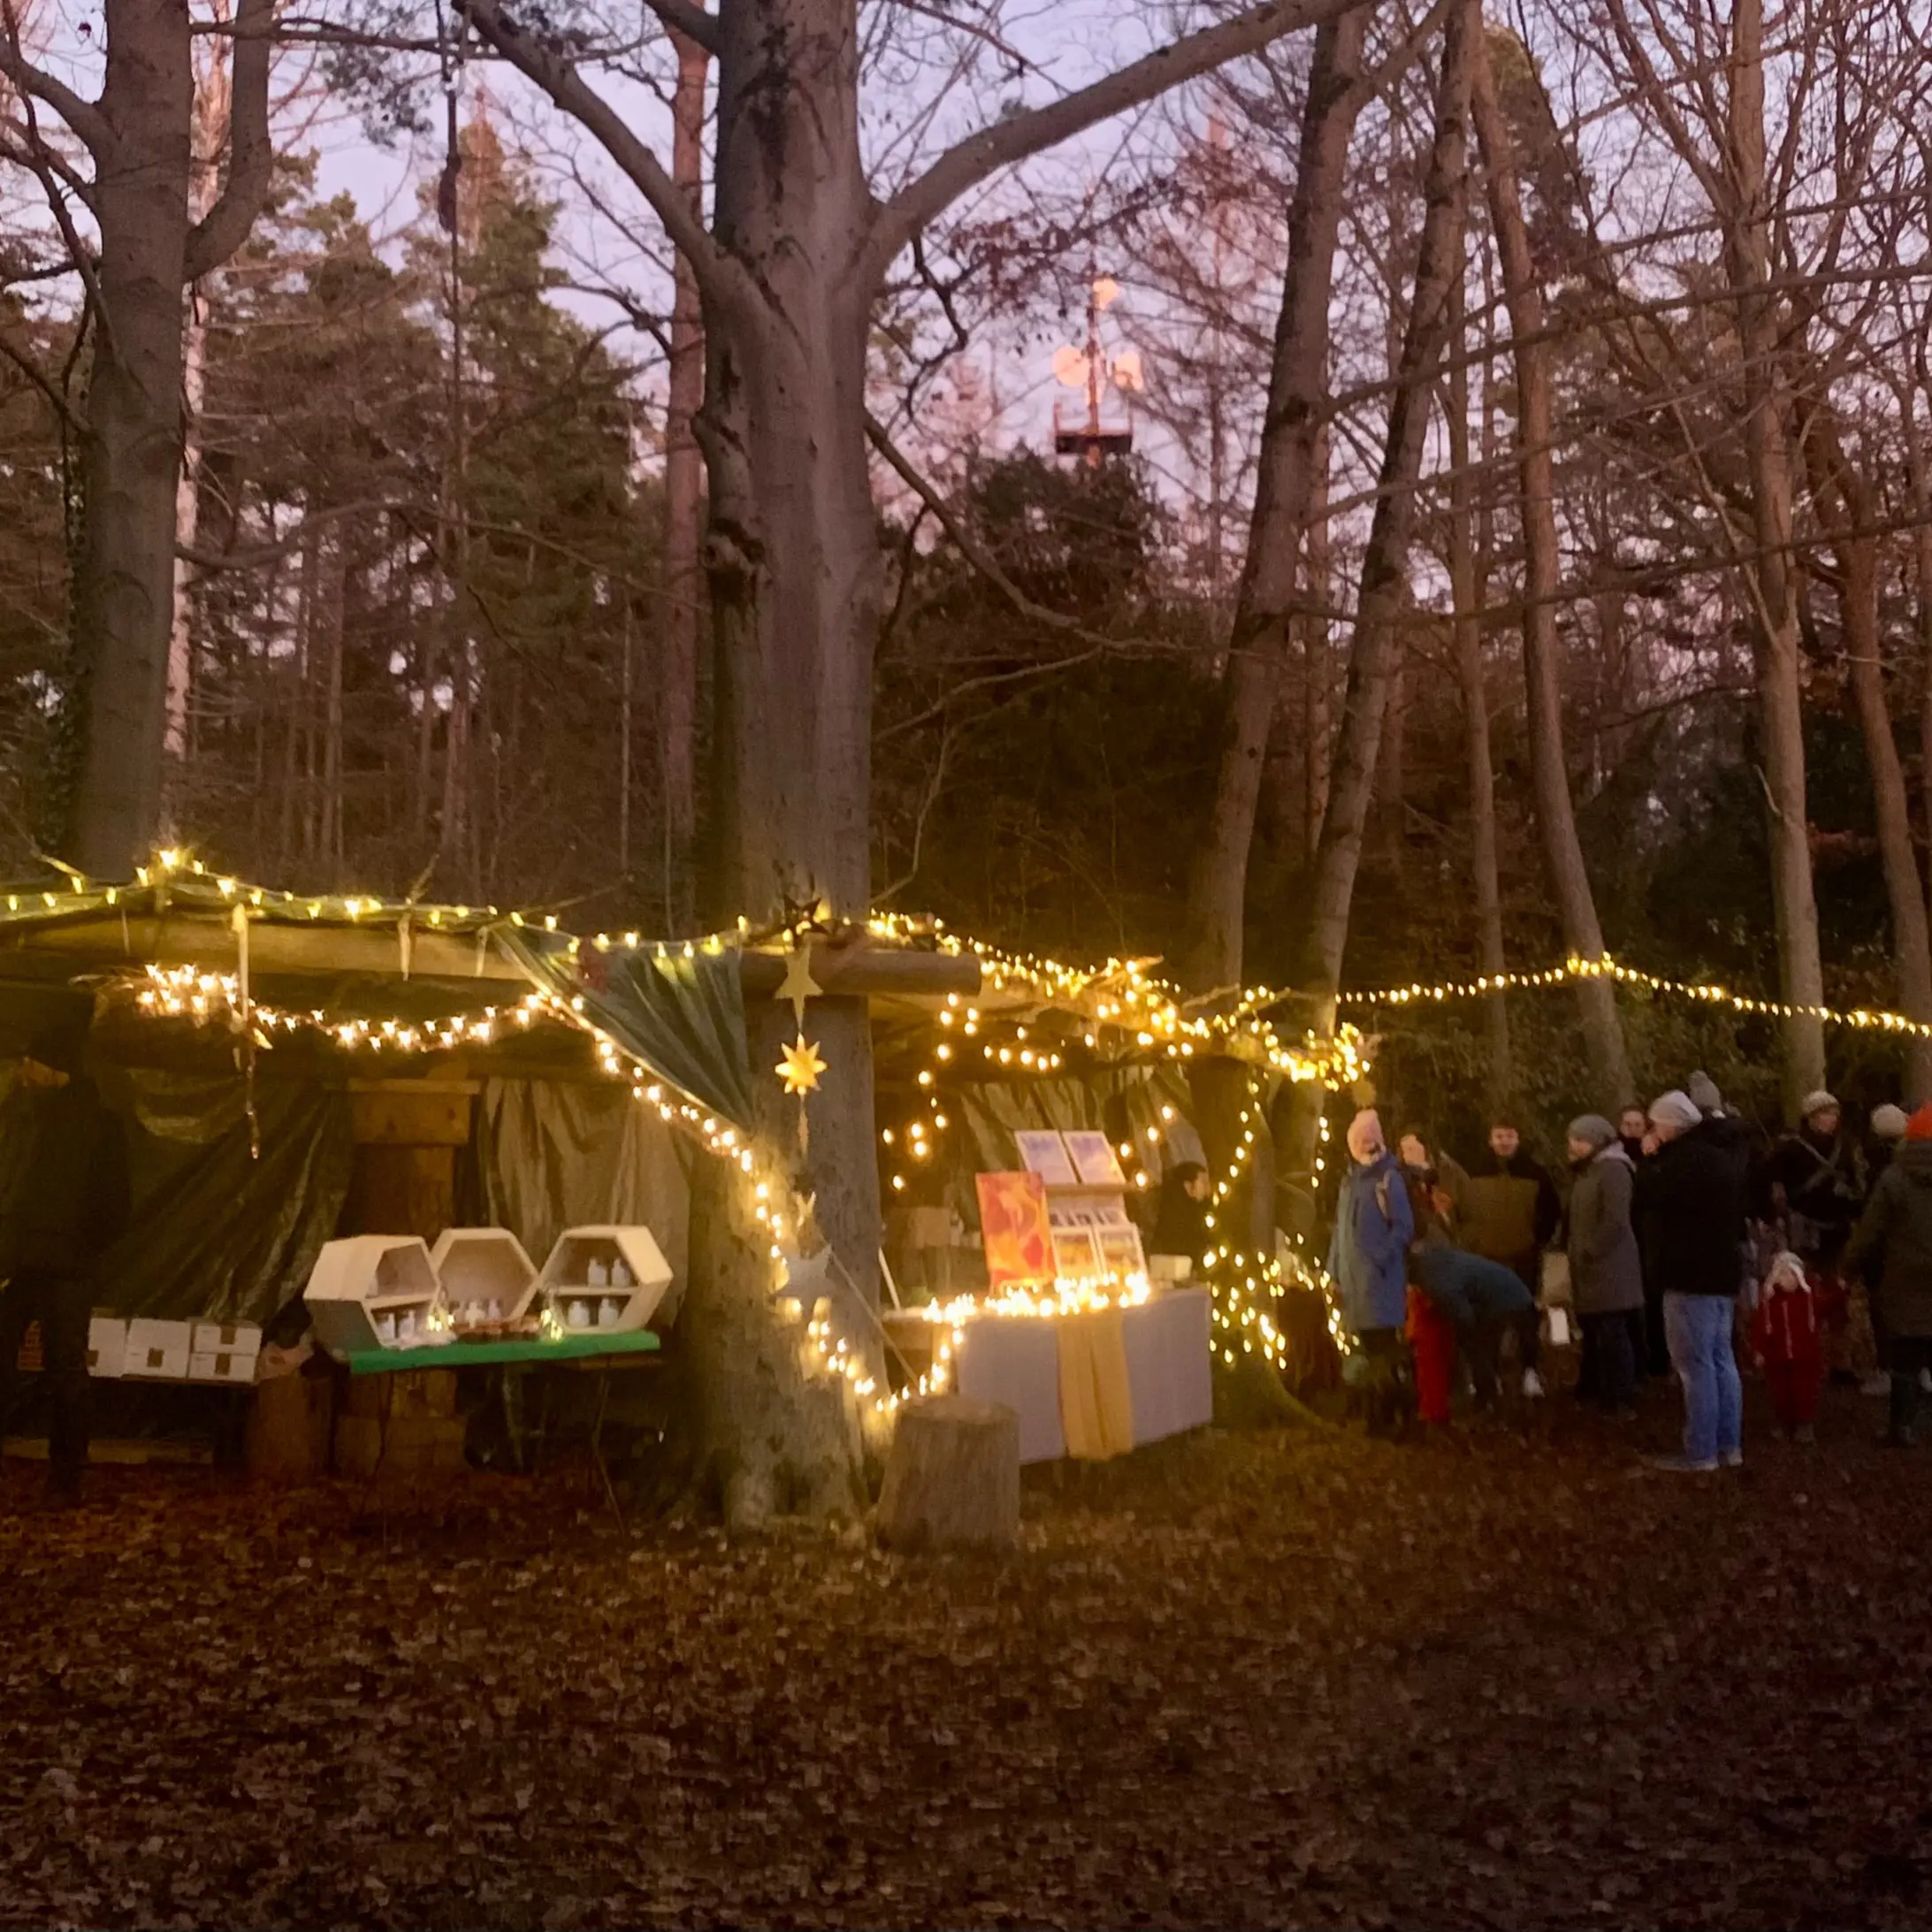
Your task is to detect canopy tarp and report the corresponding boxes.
[497,928,754,1131]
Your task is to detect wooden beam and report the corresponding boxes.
[737,943,981,1000]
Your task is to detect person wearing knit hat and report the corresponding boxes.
[1845,1104,1932,1446]
[1686,1072,1723,1116]
[1873,1103,1911,1142]
[1327,1107,1415,1435]
[1635,1085,1752,1471]
[1765,1087,1870,1386]
[1565,1116,1643,1414]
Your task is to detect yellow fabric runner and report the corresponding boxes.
[1056,1309,1135,1460]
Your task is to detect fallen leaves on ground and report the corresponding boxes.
[3,1384,1931,1929]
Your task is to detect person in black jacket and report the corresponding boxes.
[1637,1089,1749,1472]
[0,1019,131,1504]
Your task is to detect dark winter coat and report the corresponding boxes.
[1844,1139,1932,1340]
[1635,1117,1749,1297]
[1326,1152,1414,1335]
[1455,1149,1561,1285]
[1409,1241,1535,1329]
[1566,1143,1644,1316]
[0,1075,131,1280]
[1764,1126,1866,1262]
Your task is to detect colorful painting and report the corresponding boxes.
[1064,1129,1127,1187]
[1014,1129,1080,1187]
[976,1171,1055,1287]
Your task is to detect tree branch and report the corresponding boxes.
[867,0,1363,278]
[644,0,718,57]
[456,0,750,312]
[184,0,277,282]
[0,0,111,157]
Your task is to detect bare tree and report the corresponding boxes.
[1180,3,1372,996]
[1470,23,1630,1103]
[457,0,1361,1524]
[0,0,276,877]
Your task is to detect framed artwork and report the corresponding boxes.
[1064,1129,1126,1187]
[1014,1129,1079,1187]
[975,1171,1055,1287]
[1050,1226,1106,1281]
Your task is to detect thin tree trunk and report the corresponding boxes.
[1378,649,1406,875]
[1726,0,1827,1118]
[1446,277,1509,1104]
[1470,27,1630,1104]
[164,1,233,782]
[1178,5,1369,993]
[661,24,708,932]
[1304,0,1477,1025]
[1901,372,1932,1103]
[321,538,346,886]
[1302,428,1332,867]
[1807,411,1932,1099]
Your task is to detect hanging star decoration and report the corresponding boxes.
[776,1033,827,1096]
[775,937,821,1027]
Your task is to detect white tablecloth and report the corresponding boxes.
[951,1287,1212,1464]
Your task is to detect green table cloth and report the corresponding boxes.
[341,1329,661,1375]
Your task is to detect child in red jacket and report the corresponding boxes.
[1752,1250,1823,1440]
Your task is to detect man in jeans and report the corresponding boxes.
[1637,1089,1750,1472]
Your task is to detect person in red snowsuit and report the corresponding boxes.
[1751,1250,1823,1440]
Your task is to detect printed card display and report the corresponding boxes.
[1050,1227,1106,1281]
[1013,1129,1079,1187]
[1064,1129,1127,1187]
[1096,1223,1148,1279]
[975,1171,1056,1287]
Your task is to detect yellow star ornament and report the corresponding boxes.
[776,1034,828,1097]
[775,943,821,1027]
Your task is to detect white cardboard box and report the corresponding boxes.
[123,1317,193,1381]
[303,1236,441,1356]
[86,1315,126,1379]
[431,1227,538,1327]
[187,1348,257,1384]
[537,1226,674,1334]
[190,1320,262,1359]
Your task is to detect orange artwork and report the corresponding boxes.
[975,1171,1055,1287]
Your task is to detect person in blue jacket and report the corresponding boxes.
[1327,1109,1415,1432]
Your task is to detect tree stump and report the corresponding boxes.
[875,1397,1020,1554]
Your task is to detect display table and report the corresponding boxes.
[340,1329,661,1523]
[890,1287,1212,1464]
[340,1329,661,1375]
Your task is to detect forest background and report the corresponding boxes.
[2,0,1928,1168]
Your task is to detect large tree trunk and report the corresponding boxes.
[1304,0,1477,1020]
[1445,279,1510,1106]
[1724,0,1826,1119]
[1469,28,1630,1105]
[1178,6,1368,994]
[1807,412,1932,1100]
[1302,432,1332,866]
[691,0,885,1526]
[661,24,707,933]
[62,4,195,877]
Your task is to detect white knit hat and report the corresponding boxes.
[1648,1090,1700,1134]
[1801,1089,1838,1119]
[1873,1103,1910,1141]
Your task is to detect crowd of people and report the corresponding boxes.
[1325,1077,1932,1470]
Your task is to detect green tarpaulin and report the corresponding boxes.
[498,928,754,1130]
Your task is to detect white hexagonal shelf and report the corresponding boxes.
[304,1235,440,1356]
[537,1226,674,1335]
[431,1227,538,1330]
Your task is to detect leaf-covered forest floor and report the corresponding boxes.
[4,1378,1930,1931]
